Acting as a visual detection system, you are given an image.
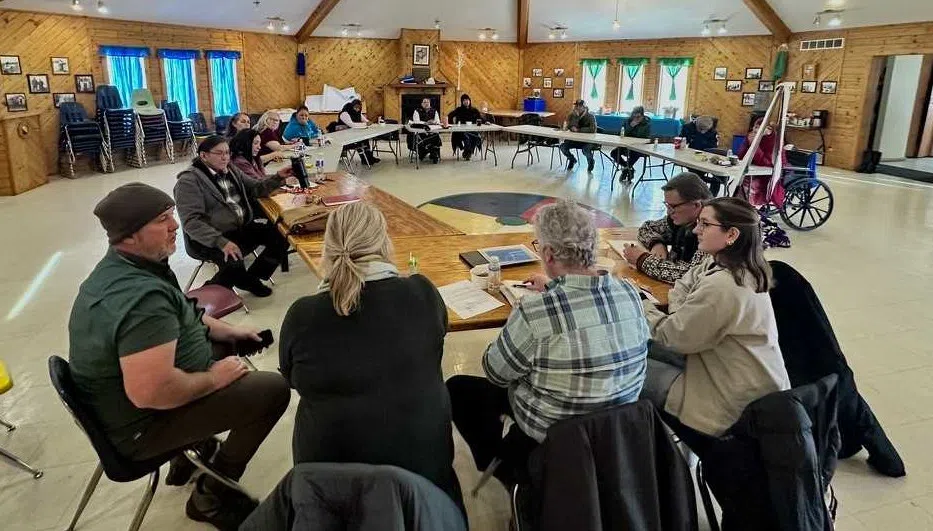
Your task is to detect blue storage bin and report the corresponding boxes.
[523,98,546,112]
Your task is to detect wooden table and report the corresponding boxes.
[296,230,671,332]
[258,171,463,248]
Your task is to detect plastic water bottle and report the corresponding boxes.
[487,256,501,292]
[315,155,325,180]
[408,253,419,275]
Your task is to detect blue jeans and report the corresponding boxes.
[560,141,594,165]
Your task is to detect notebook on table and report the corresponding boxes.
[322,194,361,207]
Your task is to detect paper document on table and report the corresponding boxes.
[607,240,639,258]
[438,280,504,319]
[500,280,533,307]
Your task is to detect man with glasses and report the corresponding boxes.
[175,135,291,297]
[621,172,712,283]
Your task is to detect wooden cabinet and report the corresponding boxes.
[0,113,48,196]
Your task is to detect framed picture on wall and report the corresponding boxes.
[51,57,70,75]
[741,93,756,106]
[787,81,797,92]
[532,88,542,98]
[726,80,742,92]
[758,80,775,92]
[801,81,818,93]
[713,67,727,80]
[802,63,818,79]
[1,55,22,75]
[27,74,50,94]
[75,74,95,93]
[554,68,565,76]
[412,44,430,66]
[4,93,27,112]
[745,67,763,80]
[523,77,532,88]
[553,88,564,98]
[543,78,552,88]
[532,68,543,77]
[565,77,574,88]
[53,92,76,108]
[820,81,837,94]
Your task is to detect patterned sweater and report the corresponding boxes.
[635,217,708,284]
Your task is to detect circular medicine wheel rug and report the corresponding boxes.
[419,192,623,234]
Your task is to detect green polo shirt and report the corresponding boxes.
[68,248,213,451]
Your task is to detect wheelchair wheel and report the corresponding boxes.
[779,179,833,231]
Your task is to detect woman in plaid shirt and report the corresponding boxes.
[447,200,649,489]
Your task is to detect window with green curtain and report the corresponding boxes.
[580,58,609,110]
[657,57,693,119]
[617,58,649,112]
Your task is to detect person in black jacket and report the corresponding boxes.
[278,202,465,515]
[448,93,483,160]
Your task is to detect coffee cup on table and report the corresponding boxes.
[673,136,685,149]
[470,265,490,289]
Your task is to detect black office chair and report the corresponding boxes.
[48,355,255,531]
[511,113,562,170]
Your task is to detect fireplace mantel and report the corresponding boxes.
[383,83,450,121]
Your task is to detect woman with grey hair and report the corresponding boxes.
[448,199,650,489]
[681,115,725,195]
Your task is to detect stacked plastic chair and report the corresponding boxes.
[131,89,174,164]
[96,85,144,168]
[58,102,111,177]
[162,101,197,159]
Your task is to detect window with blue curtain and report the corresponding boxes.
[206,50,241,117]
[159,49,200,118]
[100,45,149,108]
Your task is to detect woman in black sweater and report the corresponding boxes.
[279,202,465,517]
[447,93,484,160]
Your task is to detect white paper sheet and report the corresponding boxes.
[437,280,504,319]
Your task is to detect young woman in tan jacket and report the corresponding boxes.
[640,197,790,437]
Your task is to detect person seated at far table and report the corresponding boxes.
[681,115,727,196]
[610,106,652,180]
[230,129,288,180]
[69,183,291,530]
[448,93,483,160]
[338,99,379,165]
[254,110,299,158]
[174,135,291,297]
[736,118,786,207]
[448,200,650,489]
[225,112,251,138]
[411,97,443,163]
[282,105,321,144]
[622,172,712,284]
[640,197,790,442]
[559,99,598,172]
[279,202,465,517]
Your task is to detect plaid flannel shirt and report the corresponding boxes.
[482,273,649,442]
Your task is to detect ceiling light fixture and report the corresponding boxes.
[434,19,441,30]
[814,9,844,28]
[477,28,498,41]
[265,16,290,33]
[612,0,621,30]
[548,31,555,40]
[96,0,109,14]
[701,18,728,36]
[340,23,363,37]
[547,24,569,41]
[71,0,83,12]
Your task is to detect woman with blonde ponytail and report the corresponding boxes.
[279,202,466,519]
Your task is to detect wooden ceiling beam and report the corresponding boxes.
[518,0,529,48]
[742,0,792,43]
[295,0,343,43]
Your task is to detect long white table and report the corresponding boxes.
[282,124,403,172]
[504,125,771,190]
[405,123,503,167]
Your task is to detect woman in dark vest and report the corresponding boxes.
[410,97,442,163]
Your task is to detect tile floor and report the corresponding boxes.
[1,145,932,530]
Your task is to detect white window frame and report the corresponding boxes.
[657,65,689,119]
[105,56,148,89]
[580,65,608,112]
[209,57,241,116]
[161,57,198,114]
[617,65,646,114]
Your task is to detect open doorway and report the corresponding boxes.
[872,54,933,181]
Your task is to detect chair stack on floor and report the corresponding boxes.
[161,101,197,159]
[188,112,214,140]
[58,102,111,177]
[131,89,174,164]
[96,85,144,168]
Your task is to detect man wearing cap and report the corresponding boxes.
[68,182,290,529]
[175,135,290,298]
[559,100,597,172]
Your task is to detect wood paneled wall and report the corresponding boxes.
[399,29,440,77]
[0,9,296,175]
[521,37,777,142]
[437,42,521,114]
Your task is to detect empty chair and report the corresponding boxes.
[162,101,197,158]
[0,360,43,479]
[131,88,174,164]
[188,112,212,137]
[214,115,232,136]
[511,113,562,170]
[58,102,111,176]
[96,85,143,168]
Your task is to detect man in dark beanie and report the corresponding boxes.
[175,134,291,297]
[69,182,290,529]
